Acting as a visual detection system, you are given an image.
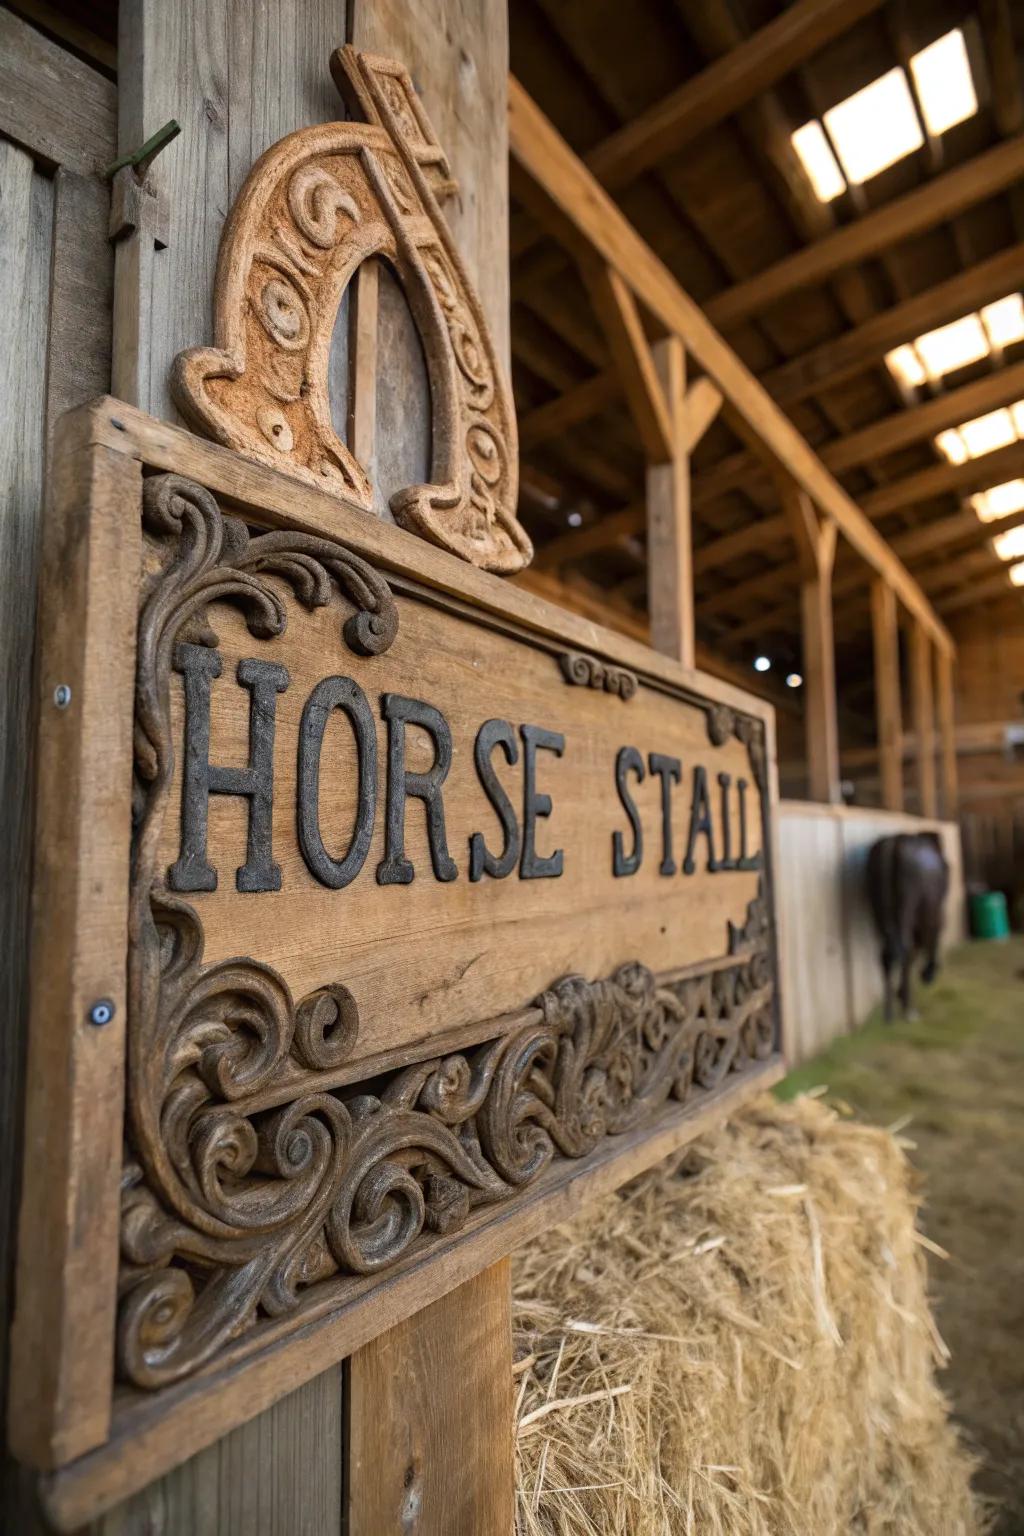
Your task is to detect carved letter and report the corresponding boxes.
[647,752,681,876]
[612,746,645,877]
[717,771,737,872]
[298,676,377,889]
[683,764,719,875]
[520,724,564,879]
[170,644,288,894]
[469,719,521,881]
[736,776,763,871]
[377,694,458,885]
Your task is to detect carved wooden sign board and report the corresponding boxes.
[9,50,782,1531]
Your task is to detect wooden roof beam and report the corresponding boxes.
[694,357,1024,509]
[582,261,673,463]
[761,242,1024,408]
[508,78,953,652]
[706,135,1024,330]
[586,0,884,191]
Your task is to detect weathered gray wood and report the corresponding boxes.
[349,0,510,373]
[0,138,55,1536]
[115,0,345,420]
[93,1369,344,1536]
[105,6,356,1530]
[46,169,113,437]
[0,10,116,175]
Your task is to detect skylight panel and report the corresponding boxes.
[935,429,968,465]
[972,480,1024,522]
[791,121,846,202]
[824,68,924,185]
[885,344,927,389]
[1010,562,1024,586]
[959,408,1017,459]
[982,294,1024,349]
[910,29,978,137]
[992,525,1024,562]
[914,313,990,380]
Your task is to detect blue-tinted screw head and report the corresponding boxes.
[88,999,115,1027]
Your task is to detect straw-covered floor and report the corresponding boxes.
[512,1092,984,1535]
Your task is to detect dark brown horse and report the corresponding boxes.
[866,833,950,1021]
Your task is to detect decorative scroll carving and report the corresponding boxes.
[172,46,531,576]
[707,701,767,792]
[116,473,776,1392]
[559,649,638,701]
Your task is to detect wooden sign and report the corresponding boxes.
[10,402,782,1527]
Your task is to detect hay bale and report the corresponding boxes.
[513,1093,985,1535]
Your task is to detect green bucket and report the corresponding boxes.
[969,890,1011,940]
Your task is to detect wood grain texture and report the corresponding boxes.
[507,76,954,655]
[646,336,694,666]
[45,169,113,438]
[349,0,510,374]
[8,441,142,1470]
[93,1368,343,1536]
[0,9,115,174]
[115,0,341,421]
[0,141,54,1536]
[43,1056,782,1531]
[347,1262,513,1536]
[871,580,904,813]
[171,46,528,572]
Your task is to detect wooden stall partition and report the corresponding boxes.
[0,15,115,1531]
[778,802,965,1066]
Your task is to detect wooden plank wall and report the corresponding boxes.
[96,2,511,1531]
[778,802,965,1065]
[0,17,115,1530]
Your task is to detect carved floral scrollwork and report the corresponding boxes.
[172,46,531,575]
[558,649,638,701]
[706,701,767,793]
[116,472,776,1393]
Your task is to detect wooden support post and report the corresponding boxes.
[778,477,841,804]
[910,620,938,818]
[870,577,903,811]
[347,1262,514,1536]
[646,335,695,666]
[935,646,958,819]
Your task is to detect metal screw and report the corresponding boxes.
[53,684,72,709]
[88,999,115,1027]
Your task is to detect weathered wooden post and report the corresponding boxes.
[4,9,784,1534]
[870,577,904,813]
[777,477,841,806]
[910,619,938,818]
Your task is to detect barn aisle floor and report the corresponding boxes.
[779,937,1024,1533]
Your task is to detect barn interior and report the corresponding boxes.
[503,0,1024,900]
[1,0,1022,1530]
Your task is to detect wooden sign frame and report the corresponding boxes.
[10,398,784,1528]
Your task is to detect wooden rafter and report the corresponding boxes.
[582,261,673,463]
[706,135,1024,330]
[508,77,953,652]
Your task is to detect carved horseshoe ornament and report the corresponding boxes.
[173,47,532,574]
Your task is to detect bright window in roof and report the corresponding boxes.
[936,401,1024,463]
[959,408,1018,458]
[823,68,923,185]
[790,121,845,202]
[910,29,978,137]
[884,295,1024,389]
[972,480,1024,522]
[992,525,1024,561]
[1010,562,1024,586]
[981,294,1024,347]
[792,32,978,202]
